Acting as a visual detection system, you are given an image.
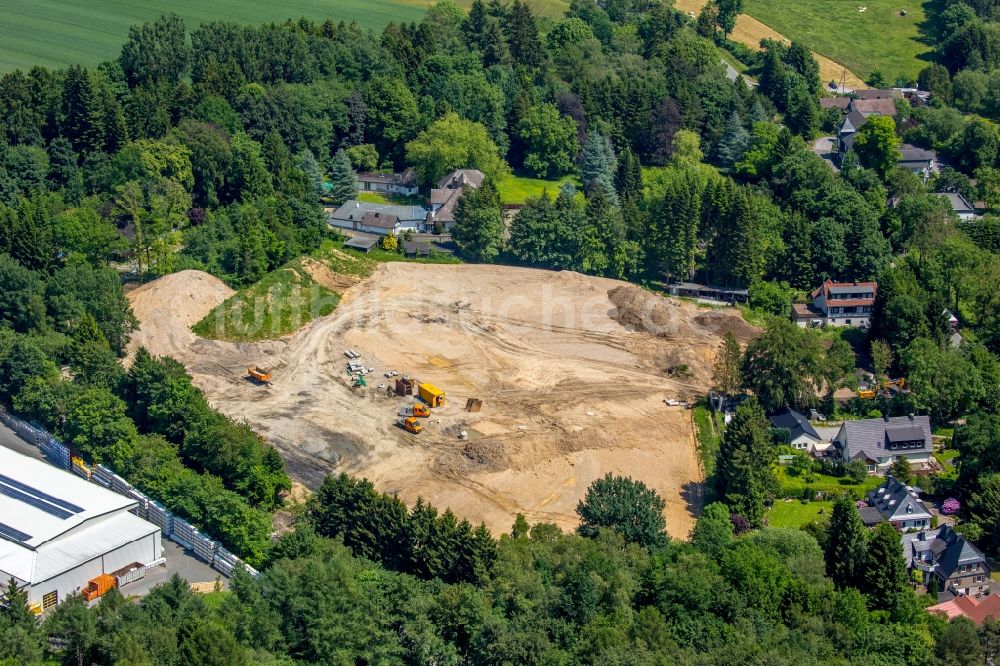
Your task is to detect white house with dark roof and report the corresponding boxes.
[833,414,934,474]
[866,475,932,530]
[356,168,418,196]
[328,201,430,236]
[770,408,823,453]
[934,192,977,220]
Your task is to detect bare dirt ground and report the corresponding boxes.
[128,265,757,539]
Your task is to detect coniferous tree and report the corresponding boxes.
[580,132,619,205]
[714,397,775,527]
[481,17,510,66]
[61,66,105,155]
[616,147,644,204]
[716,111,750,167]
[690,502,733,559]
[824,495,867,590]
[713,332,742,396]
[864,522,909,613]
[504,0,543,67]
[327,149,356,205]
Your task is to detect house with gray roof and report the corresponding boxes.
[356,168,418,197]
[770,408,823,453]
[934,192,977,220]
[833,414,933,474]
[329,201,430,236]
[866,475,932,530]
[902,525,990,597]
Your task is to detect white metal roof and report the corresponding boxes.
[0,447,135,548]
[0,512,158,584]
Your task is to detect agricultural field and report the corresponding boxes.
[743,0,932,80]
[0,0,425,72]
[0,0,569,73]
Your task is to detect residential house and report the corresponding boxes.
[770,408,823,453]
[833,413,934,474]
[329,201,430,236]
[865,475,932,530]
[792,280,877,328]
[903,525,990,597]
[927,594,1000,624]
[848,97,898,117]
[428,169,484,231]
[820,97,850,111]
[897,144,937,180]
[356,168,418,197]
[934,192,977,220]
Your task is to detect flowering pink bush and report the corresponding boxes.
[941,498,961,515]
[855,500,867,509]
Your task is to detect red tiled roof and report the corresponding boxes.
[929,594,1000,625]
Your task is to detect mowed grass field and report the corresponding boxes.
[0,0,422,72]
[1,0,569,73]
[743,0,932,80]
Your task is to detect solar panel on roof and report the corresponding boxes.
[0,473,84,513]
[0,521,32,543]
[0,482,75,520]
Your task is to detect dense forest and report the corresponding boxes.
[0,0,999,663]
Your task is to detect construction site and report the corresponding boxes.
[126,262,759,538]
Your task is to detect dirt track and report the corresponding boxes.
[128,265,757,538]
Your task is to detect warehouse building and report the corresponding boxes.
[0,447,162,611]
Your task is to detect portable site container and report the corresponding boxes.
[82,574,116,601]
[418,383,445,408]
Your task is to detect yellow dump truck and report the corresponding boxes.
[418,383,445,408]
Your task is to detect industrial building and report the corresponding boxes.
[0,447,162,611]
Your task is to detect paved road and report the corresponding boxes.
[0,420,45,461]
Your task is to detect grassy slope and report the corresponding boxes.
[194,238,458,342]
[0,0,426,72]
[742,0,932,79]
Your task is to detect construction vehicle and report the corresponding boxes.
[399,404,431,418]
[857,377,908,400]
[397,416,423,434]
[418,383,445,408]
[248,366,272,385]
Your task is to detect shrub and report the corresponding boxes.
[941,497,961,515]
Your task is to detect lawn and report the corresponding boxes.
[767,500,834,528]
[774,465,883,498]
[496,173,578,205]
[193,238,458,341]
[0,0,427,73]
[357,191,391,204]
[742,0,932,80]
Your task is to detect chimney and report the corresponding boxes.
[883,413,890,422]
[908,413,915,421]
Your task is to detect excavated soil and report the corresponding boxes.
[127,264,758,538]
